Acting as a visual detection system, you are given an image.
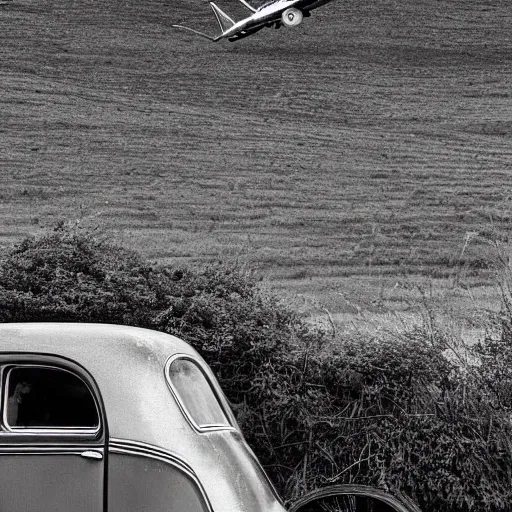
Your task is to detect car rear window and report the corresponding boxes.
[167,358,231,431]
[4,366,99,430]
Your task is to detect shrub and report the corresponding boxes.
[245,330,512,511]
[1,226,512,512]
[152,266,320,396]
[0,226,168,325]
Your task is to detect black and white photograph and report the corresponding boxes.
[1,0,511,510]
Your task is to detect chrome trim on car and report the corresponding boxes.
[1,364,101,436]
[109,438,213,512]
[0,445,102,456]
[164,354,237,433]
[81,450,103,460]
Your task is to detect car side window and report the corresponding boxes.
[167,357,232,431]
[3,366,99,430]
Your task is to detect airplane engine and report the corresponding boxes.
[281,7,303,27]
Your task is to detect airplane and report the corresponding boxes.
[172,0,335,42]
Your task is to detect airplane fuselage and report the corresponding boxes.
[173,0,336,42]
[222,0,300,38]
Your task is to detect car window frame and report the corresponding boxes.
[165,354,237,433]
[0,357,104,440]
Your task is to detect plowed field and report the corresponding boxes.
[1,0,512,321]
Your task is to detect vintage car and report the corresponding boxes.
[0,323,421,512]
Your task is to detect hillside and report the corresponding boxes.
[1,0,512,325]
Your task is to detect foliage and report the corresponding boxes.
[2,227,512,512]
[243,330,512,511]
[0,226,169,325]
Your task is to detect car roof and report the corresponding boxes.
[0,322,198,364]
[0,323,206,440]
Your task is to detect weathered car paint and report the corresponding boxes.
[0,323,286,512]
[108,450,211,512]
[0,448,105,512]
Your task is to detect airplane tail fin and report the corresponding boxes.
[209,2,235,33]
[236,0,257,12]
[172,24,222,41]
[172,1,238,42]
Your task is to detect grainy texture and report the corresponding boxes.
[1,0,512,301]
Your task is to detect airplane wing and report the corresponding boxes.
[292,0,334,12]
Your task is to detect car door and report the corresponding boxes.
[0,357,106,512]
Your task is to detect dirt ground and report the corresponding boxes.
[1,0,512,325]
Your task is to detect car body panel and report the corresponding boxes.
[0,323,286,512]
[108,450,210,512]
[0,448,105,512]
